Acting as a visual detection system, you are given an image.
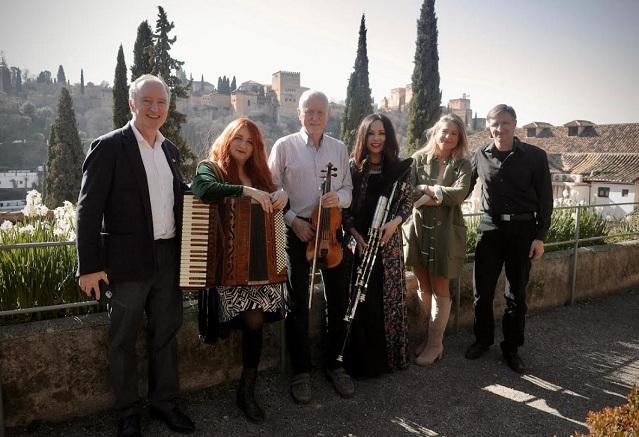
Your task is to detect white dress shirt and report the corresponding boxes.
[131,122,176,239]
[268,128,352,226]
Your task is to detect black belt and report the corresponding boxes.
[492,212,535,222]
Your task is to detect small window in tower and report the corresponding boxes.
[597,187,610,198]
[622,189,629,197]
[568,126,578,136]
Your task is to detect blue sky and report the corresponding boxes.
[1,0,638,125]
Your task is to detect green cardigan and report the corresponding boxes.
[402,152,472,278]
[191,161,243,202]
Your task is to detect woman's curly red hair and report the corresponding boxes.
[208,118,275,192]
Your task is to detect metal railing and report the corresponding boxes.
[2,201,638,318]
[449,201,639,331]
[0,201,638,432]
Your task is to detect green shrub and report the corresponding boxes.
[0,190,93,325]
[545,205,609,252]
[463,200,614,256]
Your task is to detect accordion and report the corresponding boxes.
[179,193,287,289]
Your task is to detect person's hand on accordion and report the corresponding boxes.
[270,190,288,211]
[243,186,273,213]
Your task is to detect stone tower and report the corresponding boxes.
[272,71,301,117]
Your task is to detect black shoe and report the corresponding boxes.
[325,367,355,399]
[149,406,195,434]
[117,414,141,437]
[465,342,490,360]
[503,352,526,374]
[237,368,265,424]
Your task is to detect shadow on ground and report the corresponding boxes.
[9,290,639,437]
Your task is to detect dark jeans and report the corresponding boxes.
[108,238,183,417]
[473,221,536,353]
[285,227,348,373]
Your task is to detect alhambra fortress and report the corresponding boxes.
[179,71,307,120]
[178,71,487,132]
[1,70,638,221]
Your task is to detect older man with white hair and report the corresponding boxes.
[76,74,195,436]
[269,90,354,404]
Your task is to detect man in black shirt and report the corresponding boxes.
[465,104,553,373]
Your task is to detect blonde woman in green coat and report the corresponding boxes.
[403,114,472,366]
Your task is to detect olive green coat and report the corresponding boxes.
[402,151,472,279]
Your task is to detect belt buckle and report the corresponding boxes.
[501,214,511,222]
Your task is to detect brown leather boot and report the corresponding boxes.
[416,295,451,366]
[415,291,432,357]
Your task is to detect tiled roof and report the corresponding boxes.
[560,153,639,183]
[563,120,595,127]
[468,123,639,154]
[468,123,639,184]
[522,122,553,128]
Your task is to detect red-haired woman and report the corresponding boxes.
[191,118,288,423]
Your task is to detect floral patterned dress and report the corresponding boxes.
[342,158,413,377]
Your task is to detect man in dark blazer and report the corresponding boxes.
[76,74,194,437]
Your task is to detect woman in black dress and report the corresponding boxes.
[342,113,413,377]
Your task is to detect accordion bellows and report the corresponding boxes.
[180,193,287,289]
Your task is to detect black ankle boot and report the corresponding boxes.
[237,368,265,423]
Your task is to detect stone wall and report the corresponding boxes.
[2,240,639,427]
[406,240,639,347]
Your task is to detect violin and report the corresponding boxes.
[306,162,343,308]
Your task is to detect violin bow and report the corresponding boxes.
[308,189,324,309]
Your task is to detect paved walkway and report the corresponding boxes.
[9,290,639,437]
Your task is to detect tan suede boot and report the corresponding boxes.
[415,291,432,356]
[416,295,451,366]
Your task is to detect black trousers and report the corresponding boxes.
[285,227,348,373]
[108,238,183,417]
[473,220,536,353]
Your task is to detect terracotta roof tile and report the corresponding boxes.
[561,153,639,183]
[468,123,639,154]
[468,123,639,183]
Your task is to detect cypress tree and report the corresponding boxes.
[13,67,22,93]
[341,14,373,151]
[80,69,85,95]
[230,76,236,92]
[406,0,441,153]
[200,74,205,93]
[0,53,11,93]
[56,65,66,85]
[37,70,52,83]
[113,44,130,129]
[131,20,154,81]
[150,6,196,179]
[45,88,84,207]
[217,76,222,92]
